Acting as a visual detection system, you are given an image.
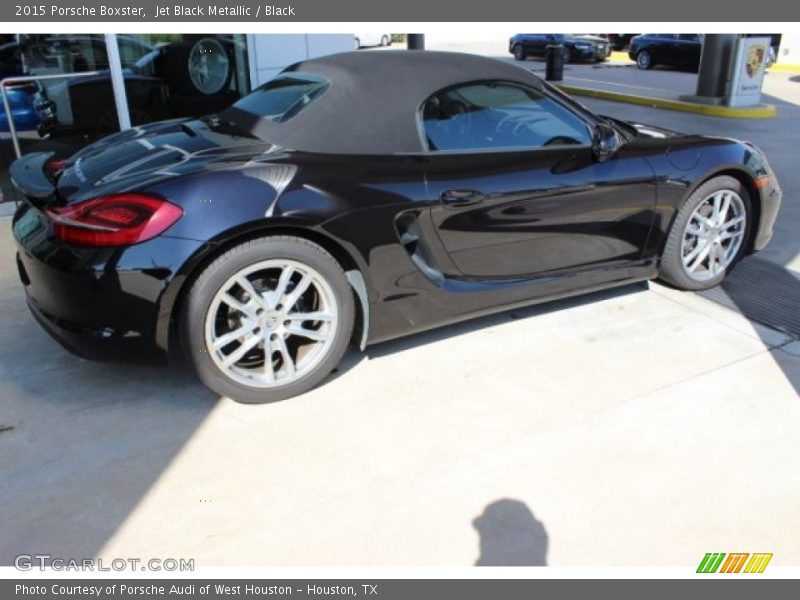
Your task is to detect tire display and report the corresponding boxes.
[162,37,232,96]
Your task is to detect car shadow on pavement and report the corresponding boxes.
[473,499,548,566]
[0,269,218,564]
[323,283,649,385]
[363,282,648,362]
[701,257,800,396]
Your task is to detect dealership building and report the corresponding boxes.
[0,33,355,204]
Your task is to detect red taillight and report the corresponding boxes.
[45,158,67,175]
[47,194,183,247]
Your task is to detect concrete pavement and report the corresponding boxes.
[1,220,798,567]
[1,51,799,568]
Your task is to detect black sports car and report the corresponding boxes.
[509,34,611,63]
[11,51,781,403]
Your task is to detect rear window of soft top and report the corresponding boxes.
[229,73,329,123]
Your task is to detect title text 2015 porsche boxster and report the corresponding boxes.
[11,51,782,402]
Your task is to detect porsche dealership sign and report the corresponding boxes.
[728,36,771,106]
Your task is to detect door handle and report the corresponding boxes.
[440,188,486,207]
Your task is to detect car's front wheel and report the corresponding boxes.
[183,236,355,403]
[659,176,751,291]
[512,44,526,61]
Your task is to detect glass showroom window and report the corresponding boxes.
[0,34,250,204]
[130,34,251,124]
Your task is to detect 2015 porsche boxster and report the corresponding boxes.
[11,51,782,403]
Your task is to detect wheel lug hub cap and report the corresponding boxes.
[261,312,280,331]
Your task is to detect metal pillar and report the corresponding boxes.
[104,33,132,130]
[681,34,739,105]
[407,34,425,50]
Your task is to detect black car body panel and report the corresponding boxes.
[11,51,781,362]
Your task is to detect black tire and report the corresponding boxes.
[182,236,356,404]
[659,176,752,291]
[636,50,652,70]
[512,44,526,61]
[562,47,573,64]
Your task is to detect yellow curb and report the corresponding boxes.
[556,84,777,119]
[610,51,632,62]
[769,63,800,73]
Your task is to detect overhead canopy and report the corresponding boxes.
[222,50,547,154]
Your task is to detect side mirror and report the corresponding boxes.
[592,122,621,162]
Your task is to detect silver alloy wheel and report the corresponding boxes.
[204,259,338,388]
[680,189,747,282]
[636,51,651,69]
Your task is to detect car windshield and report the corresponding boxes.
[225,73,329,124]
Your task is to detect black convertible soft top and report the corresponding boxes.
[224,51,547,154]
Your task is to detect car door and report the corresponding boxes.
[420,81,657,280]
[652,34,678,66]
[526,34,552,57]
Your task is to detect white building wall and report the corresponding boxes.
[777,33,800,65]
[247,34,356,88]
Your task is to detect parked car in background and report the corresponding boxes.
[353,34,392,49]
[0,80,57,134]
[628,34,703,71]
[0,40,58,135]
[510,34,611,63]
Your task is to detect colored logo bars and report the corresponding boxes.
[696,553,773,573]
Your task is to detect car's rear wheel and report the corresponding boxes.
[636,50,652,69]
[659,176,751,291]
[512,44,526,61]
[183,236,355,403]
[562,47,573,63]
[381,35,390,47]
